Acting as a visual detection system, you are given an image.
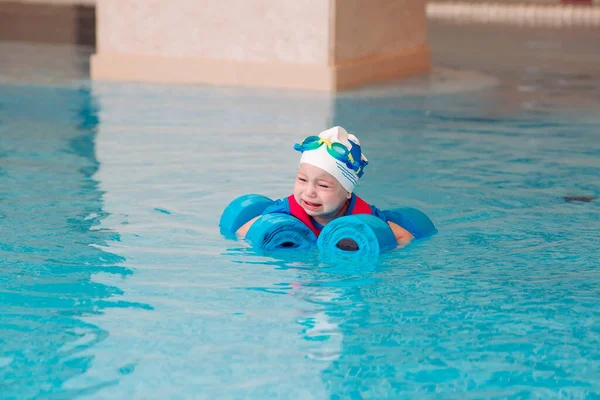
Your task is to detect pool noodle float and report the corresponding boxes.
[383,207,438,239]
[219,194,273,238]
[220,194,436,253]
[246,213,317,251]
[316,214,398,258]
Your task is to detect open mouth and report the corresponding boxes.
[302,200,321,210]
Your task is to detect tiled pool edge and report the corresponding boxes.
[428,2,600,27]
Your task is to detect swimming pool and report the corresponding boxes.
[1,23,599,398]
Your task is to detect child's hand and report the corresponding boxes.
[235,216,260,238]
[387,221,413,245]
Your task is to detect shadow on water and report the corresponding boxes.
[0,84,151,398]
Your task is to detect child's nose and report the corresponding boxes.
[305,184,317,197]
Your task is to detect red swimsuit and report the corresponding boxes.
[287,194,372,237]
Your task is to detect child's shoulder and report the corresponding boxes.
[352,193,387,222]
[368,204,388,222]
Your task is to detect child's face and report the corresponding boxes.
[293,163,350,219]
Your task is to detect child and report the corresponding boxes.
[236,126,413,244]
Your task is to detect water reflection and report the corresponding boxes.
[0,84,150,397]
[225,246,382,381]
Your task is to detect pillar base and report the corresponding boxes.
[91,45,430,91]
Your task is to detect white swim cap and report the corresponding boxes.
[294,126,368,193]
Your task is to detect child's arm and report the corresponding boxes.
[387,221,413,244]
[236,216,260,238]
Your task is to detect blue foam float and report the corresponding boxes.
[220,194,436,253]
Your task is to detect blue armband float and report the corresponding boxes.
[219,194,317,250]
[383,207,437,239]
[246,213,317,251]
[219,194,274,238]
[317,214,398,258]
[317,207,437,257]
[220,194,437,254]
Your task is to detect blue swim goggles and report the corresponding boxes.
[294,136,368,177]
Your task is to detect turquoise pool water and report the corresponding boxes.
[1,31,600,398]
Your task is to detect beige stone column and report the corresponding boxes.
[91,0,430,91]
